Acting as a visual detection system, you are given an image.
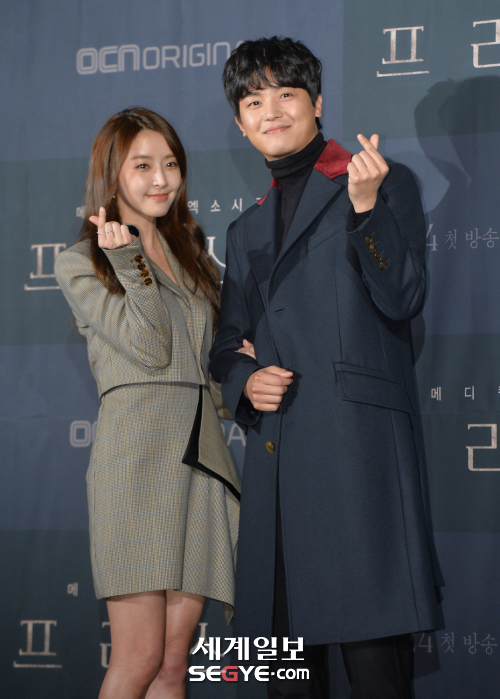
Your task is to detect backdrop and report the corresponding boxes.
[1,1,500,697]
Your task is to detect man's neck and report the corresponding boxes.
[265,132,326,180]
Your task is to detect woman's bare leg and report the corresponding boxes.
[145,590,205,699]
[99,591,166,699]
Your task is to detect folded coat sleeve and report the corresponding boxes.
[55,239,172,368]
[346,163,426,321]
[209,224,262,427]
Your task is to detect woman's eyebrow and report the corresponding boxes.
[130,153,175,159]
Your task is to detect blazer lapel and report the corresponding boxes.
[148,236,189,304]
[154,236,208,374]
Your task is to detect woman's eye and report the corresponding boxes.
[137,163,148,169]
[166,161,178,168]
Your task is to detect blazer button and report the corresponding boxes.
[144,278,153,285]
[266,441,275,454]
[369,243,377,253]
[140,269,149,277]
[134,254,143,262]
[374,252,383,261]
[137,263,146,270]
[364,236,372,245]
[379,260,388,270]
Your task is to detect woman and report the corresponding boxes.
[55,107,243,699]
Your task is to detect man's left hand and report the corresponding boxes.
[347,134,389,213]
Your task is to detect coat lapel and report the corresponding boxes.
[246,185,281,297]
[274,170,345,268]
[245,138,351,301]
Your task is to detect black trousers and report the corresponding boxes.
[267,499,413,699]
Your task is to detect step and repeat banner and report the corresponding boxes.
[1,0,500,697]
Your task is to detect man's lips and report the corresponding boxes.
[264,125,290,135]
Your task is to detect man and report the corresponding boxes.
[209,37,443,699]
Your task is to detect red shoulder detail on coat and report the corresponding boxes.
[314,139,352,179]
[256,140,350,204]
[257,177,281,205]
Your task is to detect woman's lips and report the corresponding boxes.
[147,193,169,200]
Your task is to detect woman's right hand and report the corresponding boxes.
[89,207,136,250]
[236,339,256,359]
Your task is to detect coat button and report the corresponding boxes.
[369,243,377,253]
[374,252,383,261]
[134,254,143,262]
[137,263,146,270]
[140,269,149,277]
[144,278,153,285]
[364,236,372,245]
[266,441,275,454]
[379,260,388,270]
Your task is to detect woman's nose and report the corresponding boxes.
[152,167,168,187]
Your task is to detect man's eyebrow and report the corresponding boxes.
[242,83,292,97]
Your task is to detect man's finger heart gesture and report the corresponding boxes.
[347,133,390,213]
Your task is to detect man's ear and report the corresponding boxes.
[315,94,323,118]
[235,115,247,137]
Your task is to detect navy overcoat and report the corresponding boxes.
[209,139,444,645]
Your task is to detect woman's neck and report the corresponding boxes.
[138,220,160,253]
[118,205,158,248]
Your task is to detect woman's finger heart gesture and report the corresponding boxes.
[88,206,136,249]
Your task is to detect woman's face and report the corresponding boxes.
[116,129,182,223]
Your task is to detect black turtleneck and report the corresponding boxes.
[265,132,372,249]
[265,132,326,247]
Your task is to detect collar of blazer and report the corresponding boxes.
[148,233,204,304]
[246,139,351,294]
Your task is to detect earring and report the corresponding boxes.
[112,194,116,201]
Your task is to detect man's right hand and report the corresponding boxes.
[244,366,294,411]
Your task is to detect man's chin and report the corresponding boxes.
[263,143,299,160]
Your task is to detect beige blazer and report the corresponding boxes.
[55,235,240,495]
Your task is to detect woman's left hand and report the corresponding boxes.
[236,339,256,359]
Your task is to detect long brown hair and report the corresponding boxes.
[79,107,220,322]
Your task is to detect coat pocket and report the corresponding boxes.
[334,362,414,414]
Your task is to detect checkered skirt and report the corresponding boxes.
[87,381,239,617]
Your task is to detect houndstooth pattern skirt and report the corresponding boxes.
[87,381,239,618]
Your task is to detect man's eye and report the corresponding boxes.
[281,92,292,98]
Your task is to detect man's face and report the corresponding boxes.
[236,84,322,161]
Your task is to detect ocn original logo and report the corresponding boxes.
[76,41,242,75]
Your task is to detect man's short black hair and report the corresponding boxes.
[222,36,322,128]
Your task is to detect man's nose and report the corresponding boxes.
[265,99,283,120]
